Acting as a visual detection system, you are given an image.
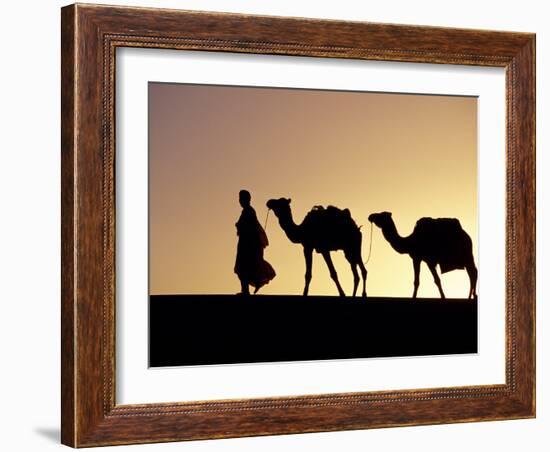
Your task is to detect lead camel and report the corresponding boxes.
[266,198,367,297]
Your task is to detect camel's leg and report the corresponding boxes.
[322,251,345,297]
[303,247,313,296]
[358,259,367,298]
[412,258,421,299]
[428,263,445,299]
[349,261,359,297]
[345,249,362,297]
[466,264,478,299]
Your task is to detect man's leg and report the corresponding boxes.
[239,278,250,295]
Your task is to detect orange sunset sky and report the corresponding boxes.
[149,82,477,298]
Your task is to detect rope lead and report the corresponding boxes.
[365,221,374,265]
[264,208,271,231]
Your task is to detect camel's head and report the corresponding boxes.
[368,211,393,228]
[266,198,292,218]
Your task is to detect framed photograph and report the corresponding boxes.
[61,3,535,447]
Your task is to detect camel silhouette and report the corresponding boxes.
[368,212,477,300]
[266,198,367,297]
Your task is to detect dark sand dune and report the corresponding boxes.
[149,295,477,367]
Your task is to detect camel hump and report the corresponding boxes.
[305,205,358,229]
[438,217,462,228]
[415,217,463,231]
[414,217,466,243]
[328,205,351,217]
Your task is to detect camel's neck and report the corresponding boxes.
[276,210,302,244]
[380,220,410,254]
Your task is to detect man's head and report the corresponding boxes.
[239,189,251,207]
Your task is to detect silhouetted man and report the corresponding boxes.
[234,190,276,295]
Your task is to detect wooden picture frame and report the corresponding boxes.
[61,3,535,447]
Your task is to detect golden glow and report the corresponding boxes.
[149,83,477,298]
